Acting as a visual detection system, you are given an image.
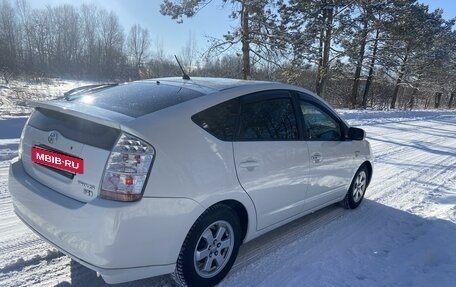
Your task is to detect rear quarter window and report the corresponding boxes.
[72,82,204,117]
[191,98,240,141]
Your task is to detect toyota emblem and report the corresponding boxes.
[48,131,58,144]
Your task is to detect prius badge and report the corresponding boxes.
[48,131,59,144]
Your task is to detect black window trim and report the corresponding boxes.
[191,89,351,143]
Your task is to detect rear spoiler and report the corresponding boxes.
[28,100,133,129]
[63,83,119,100]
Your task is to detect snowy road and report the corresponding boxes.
[0,111,455,287]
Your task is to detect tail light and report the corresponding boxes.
[100,132,155,201]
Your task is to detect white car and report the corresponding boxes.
[9,77,373,287]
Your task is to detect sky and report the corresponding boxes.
[29,0,456,58]
[29,0,234,57]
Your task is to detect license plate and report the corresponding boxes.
[31,146,84,174]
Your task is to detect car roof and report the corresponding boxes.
[141,77,348,127]
[140,77,273,94]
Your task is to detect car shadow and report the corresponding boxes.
[220,200,456,287]
[54,261,176,287]
[342,110,455,127]
[53,199,456,287]
[368,135,455,157]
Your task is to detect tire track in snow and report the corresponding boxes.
[0,249,64,274]
[368,152,452,202]
[0,255,70,287]
[0,238,47,257]
[365,120,456,205]
[362,117,456,228]
[365,118,453,161]
[232,204,345,273]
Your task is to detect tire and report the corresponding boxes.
[342,165,369,209]
[173,204,242,287]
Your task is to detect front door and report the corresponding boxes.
[298,97,355,210]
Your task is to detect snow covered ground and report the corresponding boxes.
[0,79,93,116]
[0,82,455,286]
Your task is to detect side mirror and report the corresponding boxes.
[348,127,365,140]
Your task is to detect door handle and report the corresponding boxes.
[311,153,322,163]
[239,160,260,170]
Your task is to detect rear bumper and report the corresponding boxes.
[8,158,205,283]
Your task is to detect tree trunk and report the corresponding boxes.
[362,28,379,109]
[316,2,334,97]
[390,48,409,109]
[316,21,324,95]
[449,92,454,109]
[350,9,370,109]
[241,3,251,80]
[434,92,442,109]
[390,77,402,109]
[408,84,418,111]
[409,96,414,110]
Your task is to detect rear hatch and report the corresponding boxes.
[20,101,132,203]
[19,80,205,202]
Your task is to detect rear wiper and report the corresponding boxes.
[63,83,118,100]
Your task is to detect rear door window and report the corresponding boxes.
[238,92,299,141]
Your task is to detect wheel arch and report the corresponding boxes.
[193,190,257,244]
[214,199,249,241]
[361,160,373,187]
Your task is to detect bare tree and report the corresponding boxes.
[29,9,53,72]
[50,5,80,74]
[79,4,99,77]
[15,0,34,72]
[127,24,151,78]
[98,10,125,79]
[0,0,18,80]
[179,32,197,72]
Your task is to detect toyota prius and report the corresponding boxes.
[9,77,373,287]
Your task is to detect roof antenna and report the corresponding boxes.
[174,55,190,80]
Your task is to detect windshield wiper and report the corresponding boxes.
[63,83,118,101]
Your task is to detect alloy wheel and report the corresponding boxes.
[193,220,234,278]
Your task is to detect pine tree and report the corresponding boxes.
[160,0,281,80]
[279,0,354,98]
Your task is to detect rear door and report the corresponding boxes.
[233,90,310,230]
[297,93,355,209]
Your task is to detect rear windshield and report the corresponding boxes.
[72,82,204,117]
